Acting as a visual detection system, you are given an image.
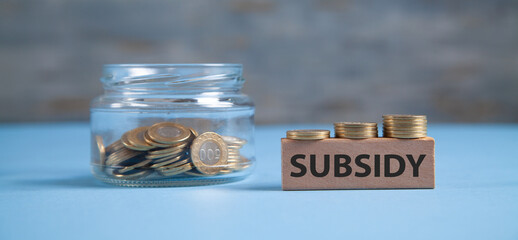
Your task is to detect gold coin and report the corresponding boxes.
[121,131,150,151]
[190,132,228,175]
[383,127,427,131]
[383,131,427,138]
[383,134,427,139]
[336,132,378,136]
[383,114,427,120]
[227,145,243,149]
[233,156,252,170]
[121,131,135,149]
[335,127,378,131]
[227,148,240,153]
[146,147,185,160]
[149,154,186,168]
[112,169,151,180]
[383,128,427,132]
[157,163,193,176]
[184,170,206,177]
[383,134,427,138]
[190,128,199,137]
[334,132,377,135]
[118,158,152,173]
[105,148,143,166]
[156,158,190,171]
[126,126,155,150]
[105,140,125,154]
[219,169,233,174]
[228,151,240,156]
[383,130,427,134]
[95,135,106,167]
[334,122,377,127]
[227,157,240,162]
[383,126,426,129]
[147,122,191,144]
[147,142,189,155]
[222,136,247,146]
[383,120,427,124]
[286,130,330,140]
[144,131,171,148]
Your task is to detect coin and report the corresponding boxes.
[149,154,186,168]
[156,158,190,171]
[234,156,252,171]
[334,122,377,127]
[112,168,151,180]
[126,126,155,151]
[184,170,207,177]
[121,130,151,151]
[157,162,193,176]
[144,131,171,148]
[105,148,143,166]
[190,128,199,137]
[118,158,152,173]
[286,130,330,140]
[190,132,228,175]
[147,142,189,155]
[219,169,233,174]
[222,136,247,146]
[146,147,185,160]
[147,122,192,144]
[383,114,426,120]
[95,135,106,167]
[105,140,125,155]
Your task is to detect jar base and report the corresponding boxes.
[92,167,251,187]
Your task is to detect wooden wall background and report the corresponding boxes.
[1,0,517,123]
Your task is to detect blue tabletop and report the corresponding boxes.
[0,123,517,240]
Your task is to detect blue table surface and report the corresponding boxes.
[0,123,517,240]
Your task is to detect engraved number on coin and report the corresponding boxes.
[199,141,221,165]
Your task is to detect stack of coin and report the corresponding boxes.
[144,123,196,176]
[104,140,151,180]
[100,122,197,179]
[383,115,427,138]
[221,136,249,173]
[334,122,378,139]
[96,122,250,180]
[286,130,330,140]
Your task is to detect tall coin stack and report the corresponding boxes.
[383,115,427,139]
[334,122,378,139]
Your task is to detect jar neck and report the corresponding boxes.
[101,64,244,94]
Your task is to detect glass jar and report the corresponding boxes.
[90,64,255,187]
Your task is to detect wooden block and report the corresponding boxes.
[281,137,435,190]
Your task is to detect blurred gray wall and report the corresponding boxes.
[1,0,517,124]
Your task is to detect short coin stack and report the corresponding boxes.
[96,122,250,180]
[334,122,378,139]
[222,136,250,173]
[383,115,427,139]
[286,130,330,140]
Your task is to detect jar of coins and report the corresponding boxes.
[90,64,255,187]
